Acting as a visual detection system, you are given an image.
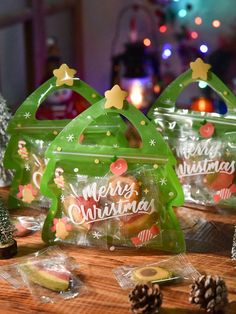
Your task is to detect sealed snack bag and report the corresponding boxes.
[113,254,200,289]
[148,58,236,210]
[41,85,185,253]
[4,64,128,209]
[0,246,85,303]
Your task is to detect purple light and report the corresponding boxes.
[162,49,172,59]
[200,44,208,53]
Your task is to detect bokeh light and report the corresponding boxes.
[194,16,202,25]
[143,38,151,47]
[200,44,208,53]
[212,19,221,28]
[178,9,187,18]
[191,31,198,39]
[159,25,167,33]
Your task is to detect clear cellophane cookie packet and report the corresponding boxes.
[113,253,200,289]
[0,246,85,303]
[40,85,185,253]
[148,58,236,211]
[4,64,128,210]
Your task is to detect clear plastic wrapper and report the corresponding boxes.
[12,214,46,237]
[113,253,200,289]
[148,58,236,211]
[0,246,85,303]
[4,64,129,210]
[41,87,185,253]
[42,162,185,252]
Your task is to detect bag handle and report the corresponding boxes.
[7,64,101,132]
[148,58,236,116]
[45,85,175,164]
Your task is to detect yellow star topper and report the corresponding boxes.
[53,64,77,86]
[104,85,128,110]
[190,58,211,81]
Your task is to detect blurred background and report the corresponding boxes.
[0,0,236,115]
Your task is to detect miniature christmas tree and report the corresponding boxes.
[0,199,17,259]
[0,94,12,187]
[232,226,236,260]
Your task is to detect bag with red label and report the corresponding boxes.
[41,85,185,253]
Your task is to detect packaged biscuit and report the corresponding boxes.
[41,85,185,253]
[4,64,128,210]
[148,58,236,210]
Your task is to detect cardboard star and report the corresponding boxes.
[53,64,77,86]
[190,58,211,80]
[104,85,128,109]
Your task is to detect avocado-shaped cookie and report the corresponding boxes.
[21,262,70,291]
[132,265,172,283]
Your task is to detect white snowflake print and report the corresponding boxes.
[60,195,65,203]
[25,164,30,171]
[143,188,149,194]
[164,98,173,105]
[66,134,74,142]
[113,144,119,148]
[92,231,102,239]
[87,115,92,119]
[159,178,167,186]
[149,139,156,146]
[24,112,31,119]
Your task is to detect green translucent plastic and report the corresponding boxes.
[4,75,128,209]
[148,62,236,210]
[41,92,185,252]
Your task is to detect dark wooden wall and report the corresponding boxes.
[0,0,83,93]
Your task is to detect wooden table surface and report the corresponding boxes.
[0,188,236,314]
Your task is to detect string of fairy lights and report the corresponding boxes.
[143,0,223,62]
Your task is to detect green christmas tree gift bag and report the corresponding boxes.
[41,85,185,253]
[148,58,236,210]
[4,64,128,210]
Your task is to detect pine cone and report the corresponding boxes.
[129,283,163,314]
[189,275,228,313]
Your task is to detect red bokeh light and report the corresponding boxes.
[191,31,198,39]
[159,25,167,33]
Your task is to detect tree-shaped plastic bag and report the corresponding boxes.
[148,58,236,210]
[41,85,185,253]
[4,64,128,210]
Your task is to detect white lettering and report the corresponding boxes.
[67,198,155,225]
[177,159,235,178]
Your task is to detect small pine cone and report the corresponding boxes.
[129,283,163,314]
[189,275,228,313]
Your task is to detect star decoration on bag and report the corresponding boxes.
[190,58,211,81]
[104,85,128,109]
[53,64,77,86]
